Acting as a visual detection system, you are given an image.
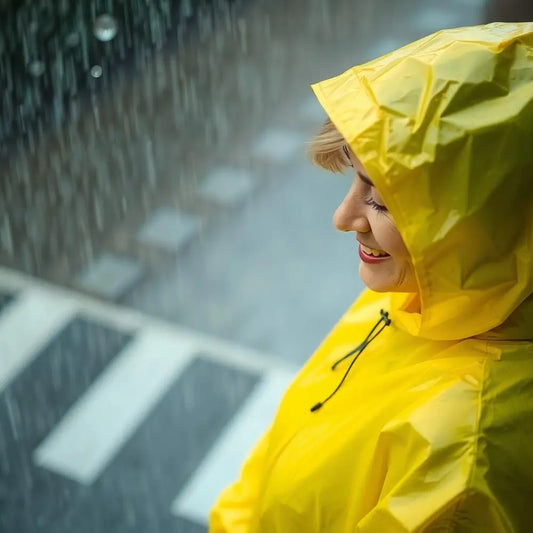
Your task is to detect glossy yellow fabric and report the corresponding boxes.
[210,23,533,532]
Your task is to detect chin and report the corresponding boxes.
[359,268,392,292]
[360,276,392,293]
[360,264,417,293]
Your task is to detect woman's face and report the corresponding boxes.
[334,147,418,293]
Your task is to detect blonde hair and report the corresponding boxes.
[307,117,351,173]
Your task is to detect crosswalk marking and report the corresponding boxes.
[170,368,295,525]
[0,288,77,393]
[0,266,294,376]
[0,265,298,502]
[33,328,197,485]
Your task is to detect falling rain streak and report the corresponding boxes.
[0,0,239,277]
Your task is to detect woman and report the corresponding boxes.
[210,22,533,532]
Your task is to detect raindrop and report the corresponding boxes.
[27,60,45,77]
[5,391,21,441]
[237,18,248,54]
[90,64,103,78]
[93,14,118,42]
[145,138,157,188]
[181,0,193,19]
[1,215,13,256]
[93,195,104,231]
[65,32,80,47]
[91,96,101,130]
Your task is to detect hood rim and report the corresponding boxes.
[311,59,533,342]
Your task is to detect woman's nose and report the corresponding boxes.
[333,190,370,233]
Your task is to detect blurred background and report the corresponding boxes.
[1,1,531,531]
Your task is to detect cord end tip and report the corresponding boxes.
[310,402,322,412]
[380,309,391,325]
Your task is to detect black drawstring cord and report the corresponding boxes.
[310,309,391,412]
[330,310,391,370]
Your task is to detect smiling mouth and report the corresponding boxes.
[360,244,390,257]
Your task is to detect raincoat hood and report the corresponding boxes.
[312,22,533,341]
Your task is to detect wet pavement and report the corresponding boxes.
[1,0,493,531]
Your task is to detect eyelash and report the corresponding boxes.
[343,145,387,212]
[364,197,388,212]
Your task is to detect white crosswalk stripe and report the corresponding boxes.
[33,328,197,485]
[0,267,297,494]
[0,287,77,393]
[170,368,295,525]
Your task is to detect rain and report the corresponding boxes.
[0,0,530,531]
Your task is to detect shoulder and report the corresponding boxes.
[474,341,533,531]
[363,347,531,531]
[388,340,533,532]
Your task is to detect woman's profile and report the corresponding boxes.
[210,22,533,532]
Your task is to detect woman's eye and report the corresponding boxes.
[364,197,388,212]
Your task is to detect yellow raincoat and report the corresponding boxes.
[210,23,533,532]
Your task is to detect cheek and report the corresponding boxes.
[377,219,410,258]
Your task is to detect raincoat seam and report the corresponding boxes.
[465,344,488,490]
[463,343,513,530]
[445,346,489,532]
[415,349,489,533]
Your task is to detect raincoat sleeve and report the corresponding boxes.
[356,420,511,532]
[208,426,271,532]
[358,483,510,532]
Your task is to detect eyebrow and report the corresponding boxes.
[343,145,375,186]
[357,171,374,187]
